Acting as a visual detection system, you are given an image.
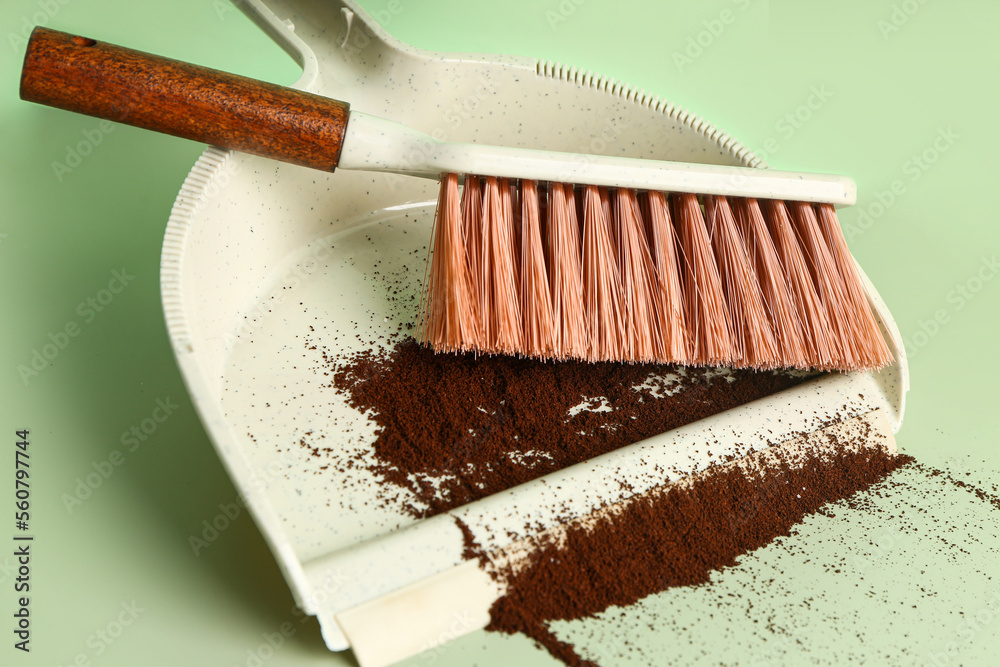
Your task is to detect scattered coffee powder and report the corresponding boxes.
[326,337,808,517]
[913,462,1000,511]
[462,433,914,666]
[316,336,969,666]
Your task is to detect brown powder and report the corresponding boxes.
[913,462,1000,511]
[318,336,922,665]
[473,439,914,666]
[326,337,807,517]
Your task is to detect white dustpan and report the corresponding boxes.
[160,1,909,664]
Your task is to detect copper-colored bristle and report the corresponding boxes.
[815,203,893,368]
[520,180,556,358]
[734,198,808,368]
[419,173,479,351]
[582,185,626,361]
[599,187,613,238]
[764,199,835,369]
[613,188,661,362]
[547,183,587,359]
[674,192,733,365]
[704,195,778,369]
[461,175,485,342]
[482,177,522,353]
[791,201,859,369]
[419,174,893,372]
[507,176,522,274]
[643,191,689,363]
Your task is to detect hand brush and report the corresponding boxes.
[20,27,892,371]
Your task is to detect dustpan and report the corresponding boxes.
[160,1,909,664]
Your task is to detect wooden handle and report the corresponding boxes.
[19,27,350,172]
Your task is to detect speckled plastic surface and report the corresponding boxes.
[159,0,909,658]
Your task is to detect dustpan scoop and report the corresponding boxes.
[66,0,907,662]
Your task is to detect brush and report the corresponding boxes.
[20,27,892,371]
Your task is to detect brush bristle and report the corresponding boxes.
[733,198,808,368]
[704,195,778,369]
[418,173,479,351]
[674,192,733,365]
[613,188,661,362]
[582,185,626,361]
[764,199,837,369]
[643,190,689,362]
[547,183,587,359]
[815,203,894,369]
[461,175,485,342]
[790,201,856,368]
[519,180,556,358]
[481,177,522,353]
[419,174,893,371]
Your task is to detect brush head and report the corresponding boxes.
[419,174,893,371]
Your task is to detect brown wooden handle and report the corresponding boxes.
[19,27,350,172]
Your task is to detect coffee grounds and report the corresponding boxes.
[326,337,807,517]
[318,336,925,665]
[913,462,1000,511]
[472,437,914,666]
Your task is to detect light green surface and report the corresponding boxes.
[1,1,997,665]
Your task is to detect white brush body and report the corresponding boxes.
[338,110,857,207]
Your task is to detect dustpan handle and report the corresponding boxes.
[19,27,351,172]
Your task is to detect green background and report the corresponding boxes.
[1,0,998,665]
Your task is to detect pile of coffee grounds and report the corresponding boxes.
[318,335,939,665]
[326,337,807,517]
[468,435,914,666]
